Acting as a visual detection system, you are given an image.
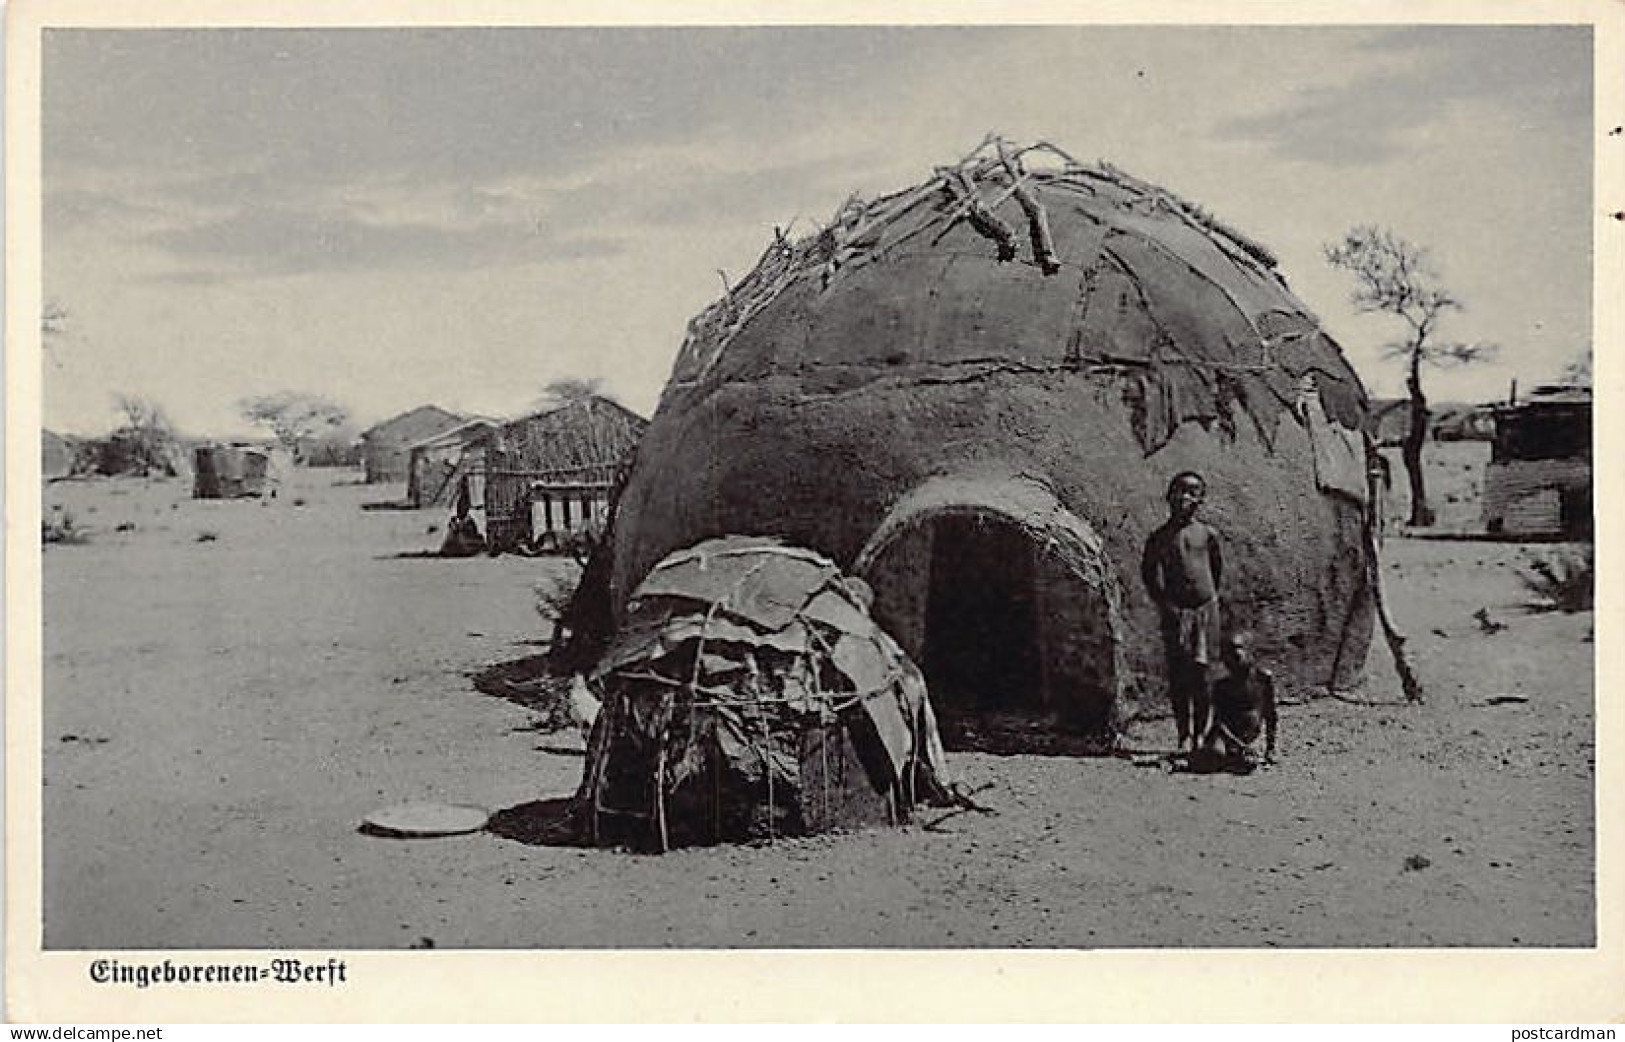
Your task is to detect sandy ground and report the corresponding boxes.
[40,446,1593,948]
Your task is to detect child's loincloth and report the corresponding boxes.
[1162,599,1220,667]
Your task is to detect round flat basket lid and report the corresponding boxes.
[362,802,490,838]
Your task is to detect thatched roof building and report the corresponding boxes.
[583,138,1376,737]
[483,396,647,552]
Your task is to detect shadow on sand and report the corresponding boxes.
[937,712,1117,757]
[485,797,587,848]
[469,653,561,713]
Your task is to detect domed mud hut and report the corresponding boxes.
[576,137,1376,748]
[578,536,951,850]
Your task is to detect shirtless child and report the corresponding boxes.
[1204,631,1278,771]
[1141,472,1223,753]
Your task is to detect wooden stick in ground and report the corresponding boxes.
[584,688,618,846]
[1362,473,1424,702]
[652,693,672,853]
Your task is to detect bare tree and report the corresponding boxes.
[534,377,604,410]
[114,393,171,435]
[110,393,177,474]
[239,392,350,458]
[1325,225,1495,526]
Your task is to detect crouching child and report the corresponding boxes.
[1202,630,1277,772]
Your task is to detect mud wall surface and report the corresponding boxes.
[1034,545,1119,729]
[864,521,934,659]
[612,369,1372,711]
[609,172,1373,711]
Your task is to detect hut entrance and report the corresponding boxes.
[854,477,1125,753]
[922,515,1044,718]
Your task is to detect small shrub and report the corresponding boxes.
[42,509,90,545]
[1520,547,1594,613]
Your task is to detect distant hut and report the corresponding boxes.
[1483,385,1591,539]
[576,139,1376,741]
[406,420,498,509]
[297,427,364,468]
[483,396,647,553]
[1431,404,1495,442]
[359,405,463,484]
[193,443,275,499]
[1366,398,1491,446]
[42,430,74,480]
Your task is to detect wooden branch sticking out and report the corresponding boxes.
[1023,139,1085,168]
[997,141,1060,274]
[944,168,1017,261]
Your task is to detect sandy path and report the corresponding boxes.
[41,468,1592,948]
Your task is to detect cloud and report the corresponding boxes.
[42,26,948,283]
[144,201,626,281]
[43,27,990,192]
[1215,26,1591,166]
[109,134,884,282]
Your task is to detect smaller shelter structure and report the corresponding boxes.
[193,443,280,499]
[360,405,464,484]
[578,536,951,850]
[406,419,498,509]
[484,396,647,553]
[1483,385,1592,538]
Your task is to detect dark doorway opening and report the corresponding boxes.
[923,515,1043,723]
[860,492,1122,755]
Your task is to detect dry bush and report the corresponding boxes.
[1520,547,1594,613]
[42,508,90,545]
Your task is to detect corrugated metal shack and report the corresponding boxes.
[1482,385,1591,538]
[193,443,276,499]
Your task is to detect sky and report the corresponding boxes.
[40,24,1594,437]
